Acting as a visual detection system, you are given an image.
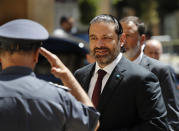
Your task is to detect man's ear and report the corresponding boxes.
[140,34,146,46]
[119,33,126,47]
[119,33,127,53]
[34,48,40,63]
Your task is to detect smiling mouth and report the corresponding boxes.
[95,49,109,55]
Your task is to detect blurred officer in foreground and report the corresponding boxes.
[0,19,99,131]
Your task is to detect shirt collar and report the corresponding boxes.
[133,51,143,64]
[95,53,122,75]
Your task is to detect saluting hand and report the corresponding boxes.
[39,47,71,80]
[39,47,95,108]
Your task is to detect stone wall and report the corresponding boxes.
[0,0,54,33]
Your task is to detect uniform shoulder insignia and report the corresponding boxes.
[48,82,70,91]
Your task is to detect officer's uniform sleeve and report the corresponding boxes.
[56,88,100,131]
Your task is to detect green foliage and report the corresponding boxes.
[112,0,123,5]
[78,0,99,25]
[113,0,179,17]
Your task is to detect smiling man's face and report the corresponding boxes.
[89,22,120,68]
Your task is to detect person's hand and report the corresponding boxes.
[39,47,95,107]
[39,47,71,80]
[40,47,99,129]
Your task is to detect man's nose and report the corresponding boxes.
[96,39,104,48]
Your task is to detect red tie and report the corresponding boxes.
[92,69,106,107]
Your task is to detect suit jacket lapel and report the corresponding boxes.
[82,63,96,92]
[97,56,127,113]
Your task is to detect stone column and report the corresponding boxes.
[0,0,54,33]
[27,0,54,33]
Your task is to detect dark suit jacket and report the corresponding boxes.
[139,54,179,130]
[74,56,169,131]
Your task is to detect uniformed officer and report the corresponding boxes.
[0,19,99,131]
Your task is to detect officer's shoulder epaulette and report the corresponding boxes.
[48,82,70,91]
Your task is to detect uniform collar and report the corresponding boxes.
[1,66,35,76]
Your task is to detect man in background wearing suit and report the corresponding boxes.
[144,39,179,90]
[120,16,179,130]
[144,39,163,60]
[74,14,169,131]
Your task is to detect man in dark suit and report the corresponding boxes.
[74,14,169,130]
[120,16,179,130]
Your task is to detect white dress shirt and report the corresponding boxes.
[88,53,122,99]
[133,52,143,64]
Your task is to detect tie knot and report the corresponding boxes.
[98,69,106,78]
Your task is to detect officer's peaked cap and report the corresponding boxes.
[0,19,49,43]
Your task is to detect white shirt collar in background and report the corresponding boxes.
[133,51,143,64]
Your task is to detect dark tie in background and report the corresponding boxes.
[92,69,106,107]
